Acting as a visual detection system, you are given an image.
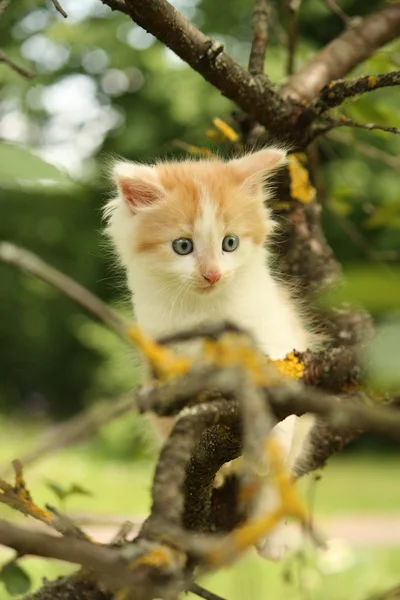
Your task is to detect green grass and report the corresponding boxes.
[1,416,400,599]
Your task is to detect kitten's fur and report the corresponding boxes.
[104,149,316,560]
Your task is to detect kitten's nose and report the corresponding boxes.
[203,272,221,285]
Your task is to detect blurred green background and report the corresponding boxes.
[0,0,399,598]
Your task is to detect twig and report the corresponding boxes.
[282,3,400,100]
[50,0,68,18]
[0,461,90,540]
[104,0,291,137]
[310,117,400,139]
[189,583,227,600]
[0,242,127,338]
[248,0,269,75]
[328,129,400,169]
[283,0,302,76]
[0,50,34,79]
[312,71,400,115]
[322,0,351,24]
[0,396,134,477]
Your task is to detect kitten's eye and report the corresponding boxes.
[222,235,239,252]
[172,238,194,255]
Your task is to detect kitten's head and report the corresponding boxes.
[104,149,286,295]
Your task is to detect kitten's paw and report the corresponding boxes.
[256,521,292,562]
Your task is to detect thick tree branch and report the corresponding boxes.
[0,519,127,587]
[102,0,291,136]
[312,71,400,115]
[248,0,269,75]
[282,3,400,101]
[137,366,400,442]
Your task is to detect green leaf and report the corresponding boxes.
[0,563,31,595]
[0,142,71,187]
[68,483,93,498]
[364,201,400,229]
[46,480,68,501]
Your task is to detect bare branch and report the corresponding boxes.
[0,396,134,477]
[50,0,68,18]
[190,583,227,600]
[312,70,400,115]
[103,0,291,136]
[248,0,269,75]
[283,0,302,76]
[0,50,34,78]
[328,130,400,169]
[0,243,127,339]
[311,117,400,140]
[322,0,351,25]
[282,3,400,101]
[0,518,146,595]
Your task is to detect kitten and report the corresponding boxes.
[104,149,317,560]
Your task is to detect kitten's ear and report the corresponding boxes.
[112,162,165,213]
[230,148,287,188]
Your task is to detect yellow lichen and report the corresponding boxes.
[212,117,239,142]
[206,437,309,567]
[173,140,215,157]
[202,333,283,387]
[274,351,304,379]
[127,326,191,381]
[368,75,377,88]
[0,464,54,526]
[287,154,316,204]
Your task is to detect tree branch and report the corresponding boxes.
[50,0,68,18]
[137,366,400,442]
[0,396,134,477]
[0,243,127,339]
[283,0,302,76]
[322,0,352,25]
[282,3,400,101]
[312,71,400,115]
[248,0,269,75]
[0,50,34,79]
[310,117,400,140]
[102,0,291,136]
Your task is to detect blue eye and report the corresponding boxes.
[222,235,239,252]
[172,238,194,255]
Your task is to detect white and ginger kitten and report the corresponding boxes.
[104,148,317,561]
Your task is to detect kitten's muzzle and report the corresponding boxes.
[202,271,221,285]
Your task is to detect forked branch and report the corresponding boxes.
[282,3,400,101]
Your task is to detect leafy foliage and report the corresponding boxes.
[0,562,32,596]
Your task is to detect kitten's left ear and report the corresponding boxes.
[112,161,166,213]
[230,148,287,188]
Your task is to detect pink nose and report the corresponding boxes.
[203,272,221,285]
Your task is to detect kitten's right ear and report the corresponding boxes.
[112,162,165,213]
